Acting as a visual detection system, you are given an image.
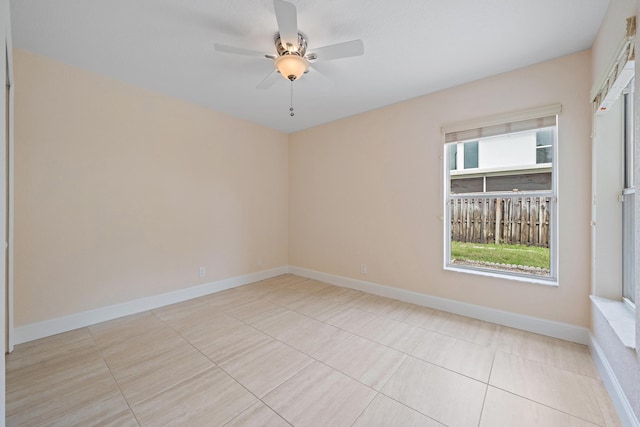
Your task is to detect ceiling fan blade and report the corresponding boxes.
[214,43,271,58]
[309,39,364,61]
[273,0,299,48]
[257,69,282,90]
[308,64,333,86]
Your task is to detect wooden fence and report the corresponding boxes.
[450,196,550,247]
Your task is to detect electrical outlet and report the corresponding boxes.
[199,266,206,278]
[258,256,263,266]
[360,263,367,274]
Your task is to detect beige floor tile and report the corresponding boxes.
[384,303,444,330]
[382,356,486,427]
[490,351,604,425]
[7,348,120,426]
[98,324,188,367]
[285,293,344,317]
[265,274,308,286]
[310,284,364,304]
[6,328,96,372]
[355,315,425,353]
[480,387,599,427]
[497,326,599,378]
[315,305,380,333]
[100,326,214,405]
[231,285,274,299]
[348,293,406,316]
[167,307,244,336]
[256,274,308,289]
[7,346,107,393]
[353,394,444,427]
[590,380,624,427]
[181,321,272,365]
[220,339,313,397]
[223,298,286,323]
[380,300,424,320]
[410,329,495,381]
[234,278,291,297]
[198,288,259,310]
[262,286,312,306]
[46,390,139,427]
[276,317,342,355]
[429,312,500,346]
[7,274,621,427]
[224,401,290,427]
[254,274,304,289]
[284,278,332,293]
[263,361,377,427]
[157,304,236,334]
[132,368,258,426]
[151,298,208,321]
[258,273,295,282]
[248,307,313,338]
[314,330,406,390]
[88,311,167,349]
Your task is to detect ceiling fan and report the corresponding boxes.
[214,0,365,93]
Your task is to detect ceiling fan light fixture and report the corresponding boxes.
[275,54,309,81]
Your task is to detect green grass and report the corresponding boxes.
[451,241,550,269]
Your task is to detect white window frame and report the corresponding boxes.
[442,105,560,285]
[622,80,635,309]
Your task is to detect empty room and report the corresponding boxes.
[1,0,640,426]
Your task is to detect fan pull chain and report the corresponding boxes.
[289,81,295,117]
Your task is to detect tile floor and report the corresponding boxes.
[6,274,622,426]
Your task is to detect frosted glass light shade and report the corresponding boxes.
[275,55,309,81]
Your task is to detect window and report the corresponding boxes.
[448,144,457,170]
[536,129,553,164]
[443,106,559,282]
[464,141,479,169]
[622,81,635,307]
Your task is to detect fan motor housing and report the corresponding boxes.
[275,32,308,57]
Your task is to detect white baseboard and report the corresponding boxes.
[12,265,591,347]
[11,266,289,346]
[590,334,640,427]
[289,265,590,345]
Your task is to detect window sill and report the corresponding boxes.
[444,265,558,286]
[591,295,636,349]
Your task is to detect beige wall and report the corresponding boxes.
[290,50,593,327]
[13,48,594,329]
[14,49,289,326]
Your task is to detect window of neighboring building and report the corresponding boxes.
[622,80,635,307]
[443,106,559,283]
[536,129,553,164]
[448,144,457,170]
[463,141,479,169]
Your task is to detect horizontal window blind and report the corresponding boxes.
[444,115,557,144]
[442,103,561,144]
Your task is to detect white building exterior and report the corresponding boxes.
[448,128,553,194]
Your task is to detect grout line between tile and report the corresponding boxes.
[374,391,447,426]
[486,385,607,426]
[476,381,491,427]
[348,391,379,427]
[86,326,143,427]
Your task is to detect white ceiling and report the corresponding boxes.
[10,0,610,133]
